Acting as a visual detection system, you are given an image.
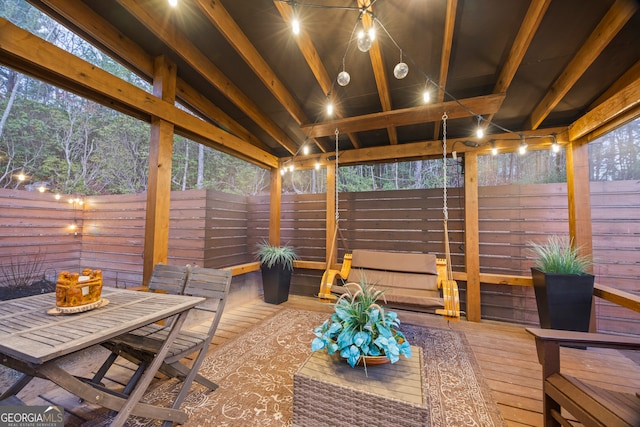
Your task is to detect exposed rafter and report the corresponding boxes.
[528,0,638,130]
[116,0,299,155]
[301,94,505,137]
[357,0,398,145]
[273,0,362,149]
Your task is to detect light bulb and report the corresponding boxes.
[315,162,320,170]
[303,145,309,155]
[289,164,294,172]
[337,70,350,86]
[38,186,45,193]
[55,193,61,200]
[476,127,484,139]
[280,168,285,176]
[326,102,334,116]
[292,18,300,35]
[422,90,430,103]
[491,146,498,156]
[17,173,25,182]
[357,29,372,52]
[519,143,527,155]
[168,0,178,7]
[394,62,408,79]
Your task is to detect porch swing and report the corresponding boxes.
[316,118,460,321]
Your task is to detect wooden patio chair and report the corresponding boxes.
[94,267,232,425]
[527,327,640,427]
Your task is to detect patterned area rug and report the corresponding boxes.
[88,308,504,427]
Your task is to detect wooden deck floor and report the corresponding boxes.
[3,295,639,426]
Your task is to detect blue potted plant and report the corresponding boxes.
[311,280,412,370]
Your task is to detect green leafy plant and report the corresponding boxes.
[311,280,412,368]
[255,240,298,270]
[530,235,592,275]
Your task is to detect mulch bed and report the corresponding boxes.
[0,279,56,301]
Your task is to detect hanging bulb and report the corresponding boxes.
[422,89,430,103]
[326,101,334,116]
[168,0,178,7]
[357,26,373,52]
[475,116,484,139]
[303,145,309,155]
[289,164,294,172]
[551,135,560,153]
[337,70,350,87]
[394,50,408,79]
[291,18,300,35]
[315,162,321,170]
[490,141,498,156]
[519,135,528,155]
[280,168,285,176]
[55,193,61,200]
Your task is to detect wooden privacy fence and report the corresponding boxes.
[0,181,638,334]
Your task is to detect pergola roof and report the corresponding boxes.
[22,0,640,167]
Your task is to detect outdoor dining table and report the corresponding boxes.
[0,287,206,426]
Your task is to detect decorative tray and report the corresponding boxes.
[47,298,109,315]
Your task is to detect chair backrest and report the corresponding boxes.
[148,264,190,294]
[182,267,232,336]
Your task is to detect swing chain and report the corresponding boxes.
[442,113,448,221]
[335,128,339,222]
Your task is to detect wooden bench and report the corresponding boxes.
[320,249,460,319]
[527,327,640,427]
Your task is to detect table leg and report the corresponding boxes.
[110,310,190,427]
[0,373,33,401]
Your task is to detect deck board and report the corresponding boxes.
[1,294,639,426]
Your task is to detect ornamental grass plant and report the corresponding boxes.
[530,235,592,275]
[255,240,297,270]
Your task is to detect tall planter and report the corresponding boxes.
[531,267,595,332]
[261,264,292,304]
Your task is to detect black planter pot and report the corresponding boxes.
[531,267,595,332]
[260,264,292,304]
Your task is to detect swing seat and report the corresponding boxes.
[318,253,352,300]
[321,250,461,320]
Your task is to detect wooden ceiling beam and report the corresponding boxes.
[116,0,299,155]
[0,18,278,169]
[30,0,268,152]
[483,0,550,127]
[357,0,398,145]
[528,0,638,130]
[568,76,640,141]
[273,1,361,149]
[286,126,567,169]
[433,0,457,139]
[301,93,505,137]
[195,0,329,153]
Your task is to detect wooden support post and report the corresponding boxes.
[566,139,595,330]
[326,162,337,268]
[143,55,176,286]
[464,152,481,322]
[269,167,282,246]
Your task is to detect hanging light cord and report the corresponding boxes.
[335,128,340,223]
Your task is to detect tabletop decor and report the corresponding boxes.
[311,280,412,368]
[55,268,103,308]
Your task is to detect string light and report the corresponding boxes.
[303,145,309,155]
[168,0,178,7]
[315,162,321,170]
[291,17,300,35]
[518,134,528,155]
[393,50,408,80]
[551,134,560,153]
[357,25,375,52]
[475,116,484,139]
[491,141,498,156]
[326,101,334,116]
